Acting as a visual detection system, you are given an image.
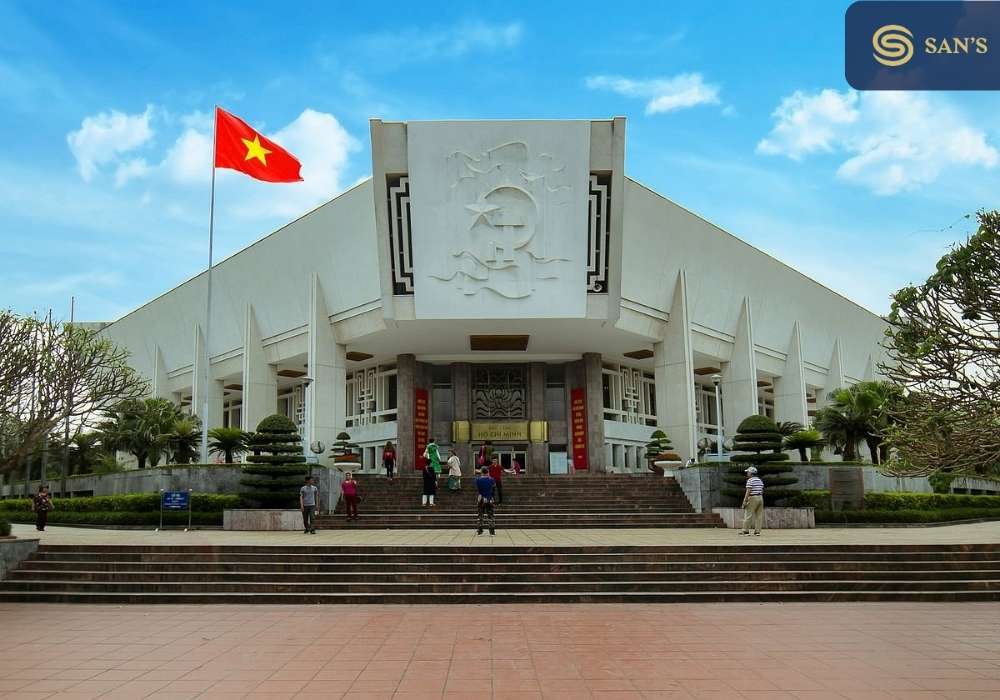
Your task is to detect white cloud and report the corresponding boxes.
[757,89,998,195]
[756,89,858,160]
[18,271,122,297]
[585,73,720,114]
[356,20,522,61]
[113,158,150,187]
[67,106,154,181]
[162,128,212,185]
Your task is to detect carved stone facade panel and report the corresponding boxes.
[472,365,527,419]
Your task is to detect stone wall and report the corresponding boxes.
[711,507,815,529]
[0,537,39,580]
[1,465,346,514]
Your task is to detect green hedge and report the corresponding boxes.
[0,517,10,536]
[2,511,223,527]
[817,508,1000,524]
[787,490,1000,512]
[0,494,240,514]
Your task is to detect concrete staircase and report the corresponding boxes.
[318,473,724,529]
[2,543,999,603]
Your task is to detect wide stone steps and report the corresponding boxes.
[324,473,721,528]
[2,544,999,604]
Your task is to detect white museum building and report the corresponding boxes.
[101,118,887,475]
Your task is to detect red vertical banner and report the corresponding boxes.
[414,387,429,471]
[570,388,588,470]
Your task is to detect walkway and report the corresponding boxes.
[10,521,1000,547]
[1,603,999,698]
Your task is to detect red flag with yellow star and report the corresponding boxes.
[214,107,302,183]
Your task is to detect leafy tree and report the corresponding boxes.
[784,428,824,462]
[240,414,307,507]
[208,427,250,464]
[722,415,800,505]
[0,311,147,479]
[882,210,1000,476]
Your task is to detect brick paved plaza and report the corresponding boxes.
[2,602,1000,699]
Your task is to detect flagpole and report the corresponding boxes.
[199,107,218,465]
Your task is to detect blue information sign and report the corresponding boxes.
[161,491,190,510]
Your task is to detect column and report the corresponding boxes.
[583,352,606,471]
[721,296,759,441]
[863,353,876,381]
[307,274,345,465]
[626,445,636,471]
[192,326,224,430]
[241,304,277,433]
[452,363,472,469]
[152,345,171,400]
[612,444,625,470]
[773,321,809,427]
[396,353,417,472]
[528,362,548,472]
[655,270,697,463]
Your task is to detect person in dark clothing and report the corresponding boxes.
[382,441,396,481]
[488,455,504,506]
[341,472,360,521]
[421,463,437,506]
[475,466,496,536]
[32,485,53,531]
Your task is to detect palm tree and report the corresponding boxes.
[775,421,804,437]
[167,418,201,464]
[814,381,903,463]
[208,427,250,464]
[784,428,824,461]
[97,398,185,469]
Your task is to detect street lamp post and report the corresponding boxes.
[711,374,723,457]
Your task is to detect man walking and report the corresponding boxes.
[475,466,496,537]
[300,475,320,534]
[740,466,764,536]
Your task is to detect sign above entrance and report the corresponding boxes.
[471,421,529,442]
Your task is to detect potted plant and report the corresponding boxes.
[645,429,682,476]
[330,431,361,465]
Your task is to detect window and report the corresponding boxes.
[432,365,453,424]
[601,362,656,425]
[346,364,399,427]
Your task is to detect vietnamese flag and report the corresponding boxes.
[214,107,302,183]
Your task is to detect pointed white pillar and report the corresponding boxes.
[654,270,697,463]
[863,353,876,381]
[308,274,346,463]
[241,304,277,433]
[191,326,223,429]
[152,345,171,400]
[773,321,809,427]
[721,297,759,440]
[821,338,846,406]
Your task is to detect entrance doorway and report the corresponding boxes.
[494,445,528,473]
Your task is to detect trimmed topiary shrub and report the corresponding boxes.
[722,415,800,505]
[241,414,308,508]
[645,430,680,462]
[0,517,10,536]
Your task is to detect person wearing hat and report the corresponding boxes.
[741,466,765,536]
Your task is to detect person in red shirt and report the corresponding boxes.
[488,455,504,506]
[382,441,396,482]
[341,472,360,521]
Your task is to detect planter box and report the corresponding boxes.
[223,509,304,531]
[712,507,815,529]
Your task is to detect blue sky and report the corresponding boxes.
[2,0,997,321]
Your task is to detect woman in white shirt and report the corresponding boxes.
[447,450,462,491]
